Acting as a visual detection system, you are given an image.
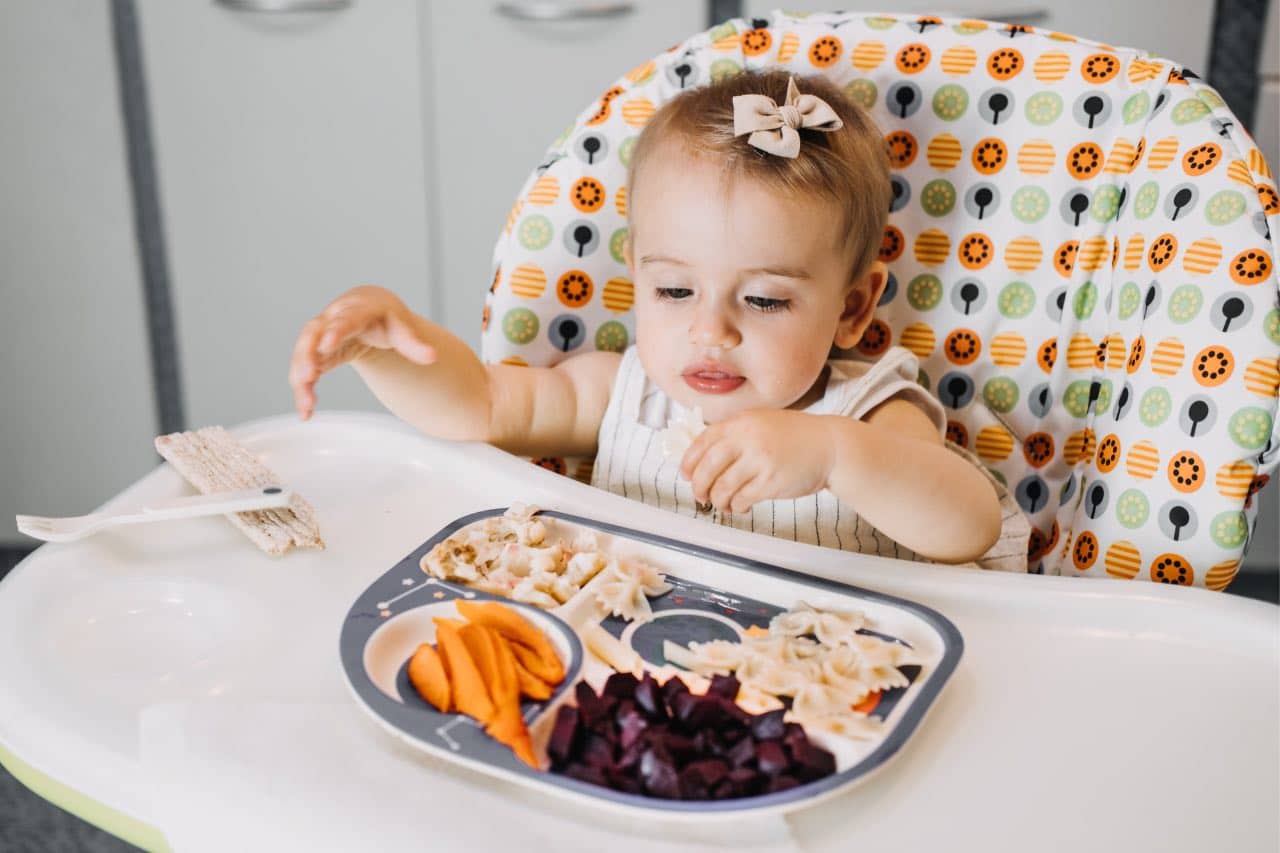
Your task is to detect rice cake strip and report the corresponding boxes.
[154,426,324,555]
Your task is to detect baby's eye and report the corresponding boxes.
[745,295,791,313]
[655,287,693,301]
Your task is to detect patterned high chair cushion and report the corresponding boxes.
[480,9,1280,588]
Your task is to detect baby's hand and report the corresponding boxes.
[679,410,836,515]
[289,285,437,420]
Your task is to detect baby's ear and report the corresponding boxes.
[622,233,635,274]
[832,261,887,349]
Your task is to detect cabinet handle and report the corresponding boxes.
[213,0,352,11]
[495,1,634,22]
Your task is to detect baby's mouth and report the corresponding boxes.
[681,365,745,395]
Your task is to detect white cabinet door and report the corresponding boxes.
[139,0,432,426]
[0,2,158,534]
[422,0,706,349]
[741,1,1213,74]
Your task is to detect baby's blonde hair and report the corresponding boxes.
[627,70,892,283]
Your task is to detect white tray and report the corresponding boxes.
[0,412,1276,852]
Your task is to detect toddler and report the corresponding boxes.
[289,71,1029,570]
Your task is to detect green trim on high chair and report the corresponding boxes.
[0,741,171,852]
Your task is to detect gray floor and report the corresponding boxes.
[0,546,1275,852]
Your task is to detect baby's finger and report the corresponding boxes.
[679,426,719,479]
[289,318,326,417]
[709,458,756,512]
[689,441,740,505]
[315,307,368,356]
[385,312,437,365]
[727,475,762,515]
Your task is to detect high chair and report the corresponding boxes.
[479,9,1279,589]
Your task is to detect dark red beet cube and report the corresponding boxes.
[548,705,581,768]
[791,740,836,782]
[728,766,764,796]
[603,671,639,700]
[564,762,608,788]
[765,774,800,794]
[726,735,757,769]
[707,673,740,700]
[750,708,786,741]
[639,749,680,799]
[756,740,788,776]
[661,674,690,707]
[580,731,615,768]
[634,673,667,720]
[618,707,650,750]
[575,681,609,729]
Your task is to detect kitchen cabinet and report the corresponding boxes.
[0,2,157,537]
[138,0,433,428]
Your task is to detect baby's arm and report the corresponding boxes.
[289,286,620,458]
[825,399,1003,564]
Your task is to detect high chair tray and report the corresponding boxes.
[0,412,1275,852]
[339,507,962,818]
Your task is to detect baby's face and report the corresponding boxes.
[628,148,877,424]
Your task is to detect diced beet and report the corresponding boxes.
[639,749,680,799]
[726,735,756,769]
[661,675,690,708]
[783,722,805,741]
[750,708,786,741]
[634,673,667,720]
[618,707,650,750]
[564,762,608,787]
[548,705,581,768]
[580,731,615,768]
[603,671,639,700]
[658,732,697,765]
[791,740,837,782]
[728,766,763,796]
[679,774,709,800]
[694,728,728,757]
[575,681,609,730]
[613,697,636,724]
[723,700,753,727]
[596,691,620,720]
[682,758,729,789]
[711,778,736,800]
[617,738,646,773]
[670,690,699,725]
[782,724,809,757]
[765,774,799,794]
[756,740,788,776]
[707,673,740,700]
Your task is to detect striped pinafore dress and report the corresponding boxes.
[591,344,1030,571]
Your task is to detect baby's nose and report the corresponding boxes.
[689,311,741,349]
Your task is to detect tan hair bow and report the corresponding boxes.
[732,76,844,158]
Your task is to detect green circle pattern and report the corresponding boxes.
[998,281,1035,318]
[1024,92,1062,125]
[1012,186,1050,223]
[1210,511,1248,548]
[921,179,957,216]
[907,274,943,311]
[933,84,969,120]
[518,215,553,250]
[1139,387,1172,427]
[984,377,1019,413]
[1116,490,1150,529]
[1167,284,1203,324]
[595,320,629,352]
[502,307,539,345]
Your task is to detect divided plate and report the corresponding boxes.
[340,508,963,818]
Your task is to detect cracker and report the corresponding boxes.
[154,426,324,556]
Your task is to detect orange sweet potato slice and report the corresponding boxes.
[509,651,553,700]
[486,631,539,768]
[508,638,564,686]
[406,643,451,712]
[433,618,494,724]
[456,600,564,684]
